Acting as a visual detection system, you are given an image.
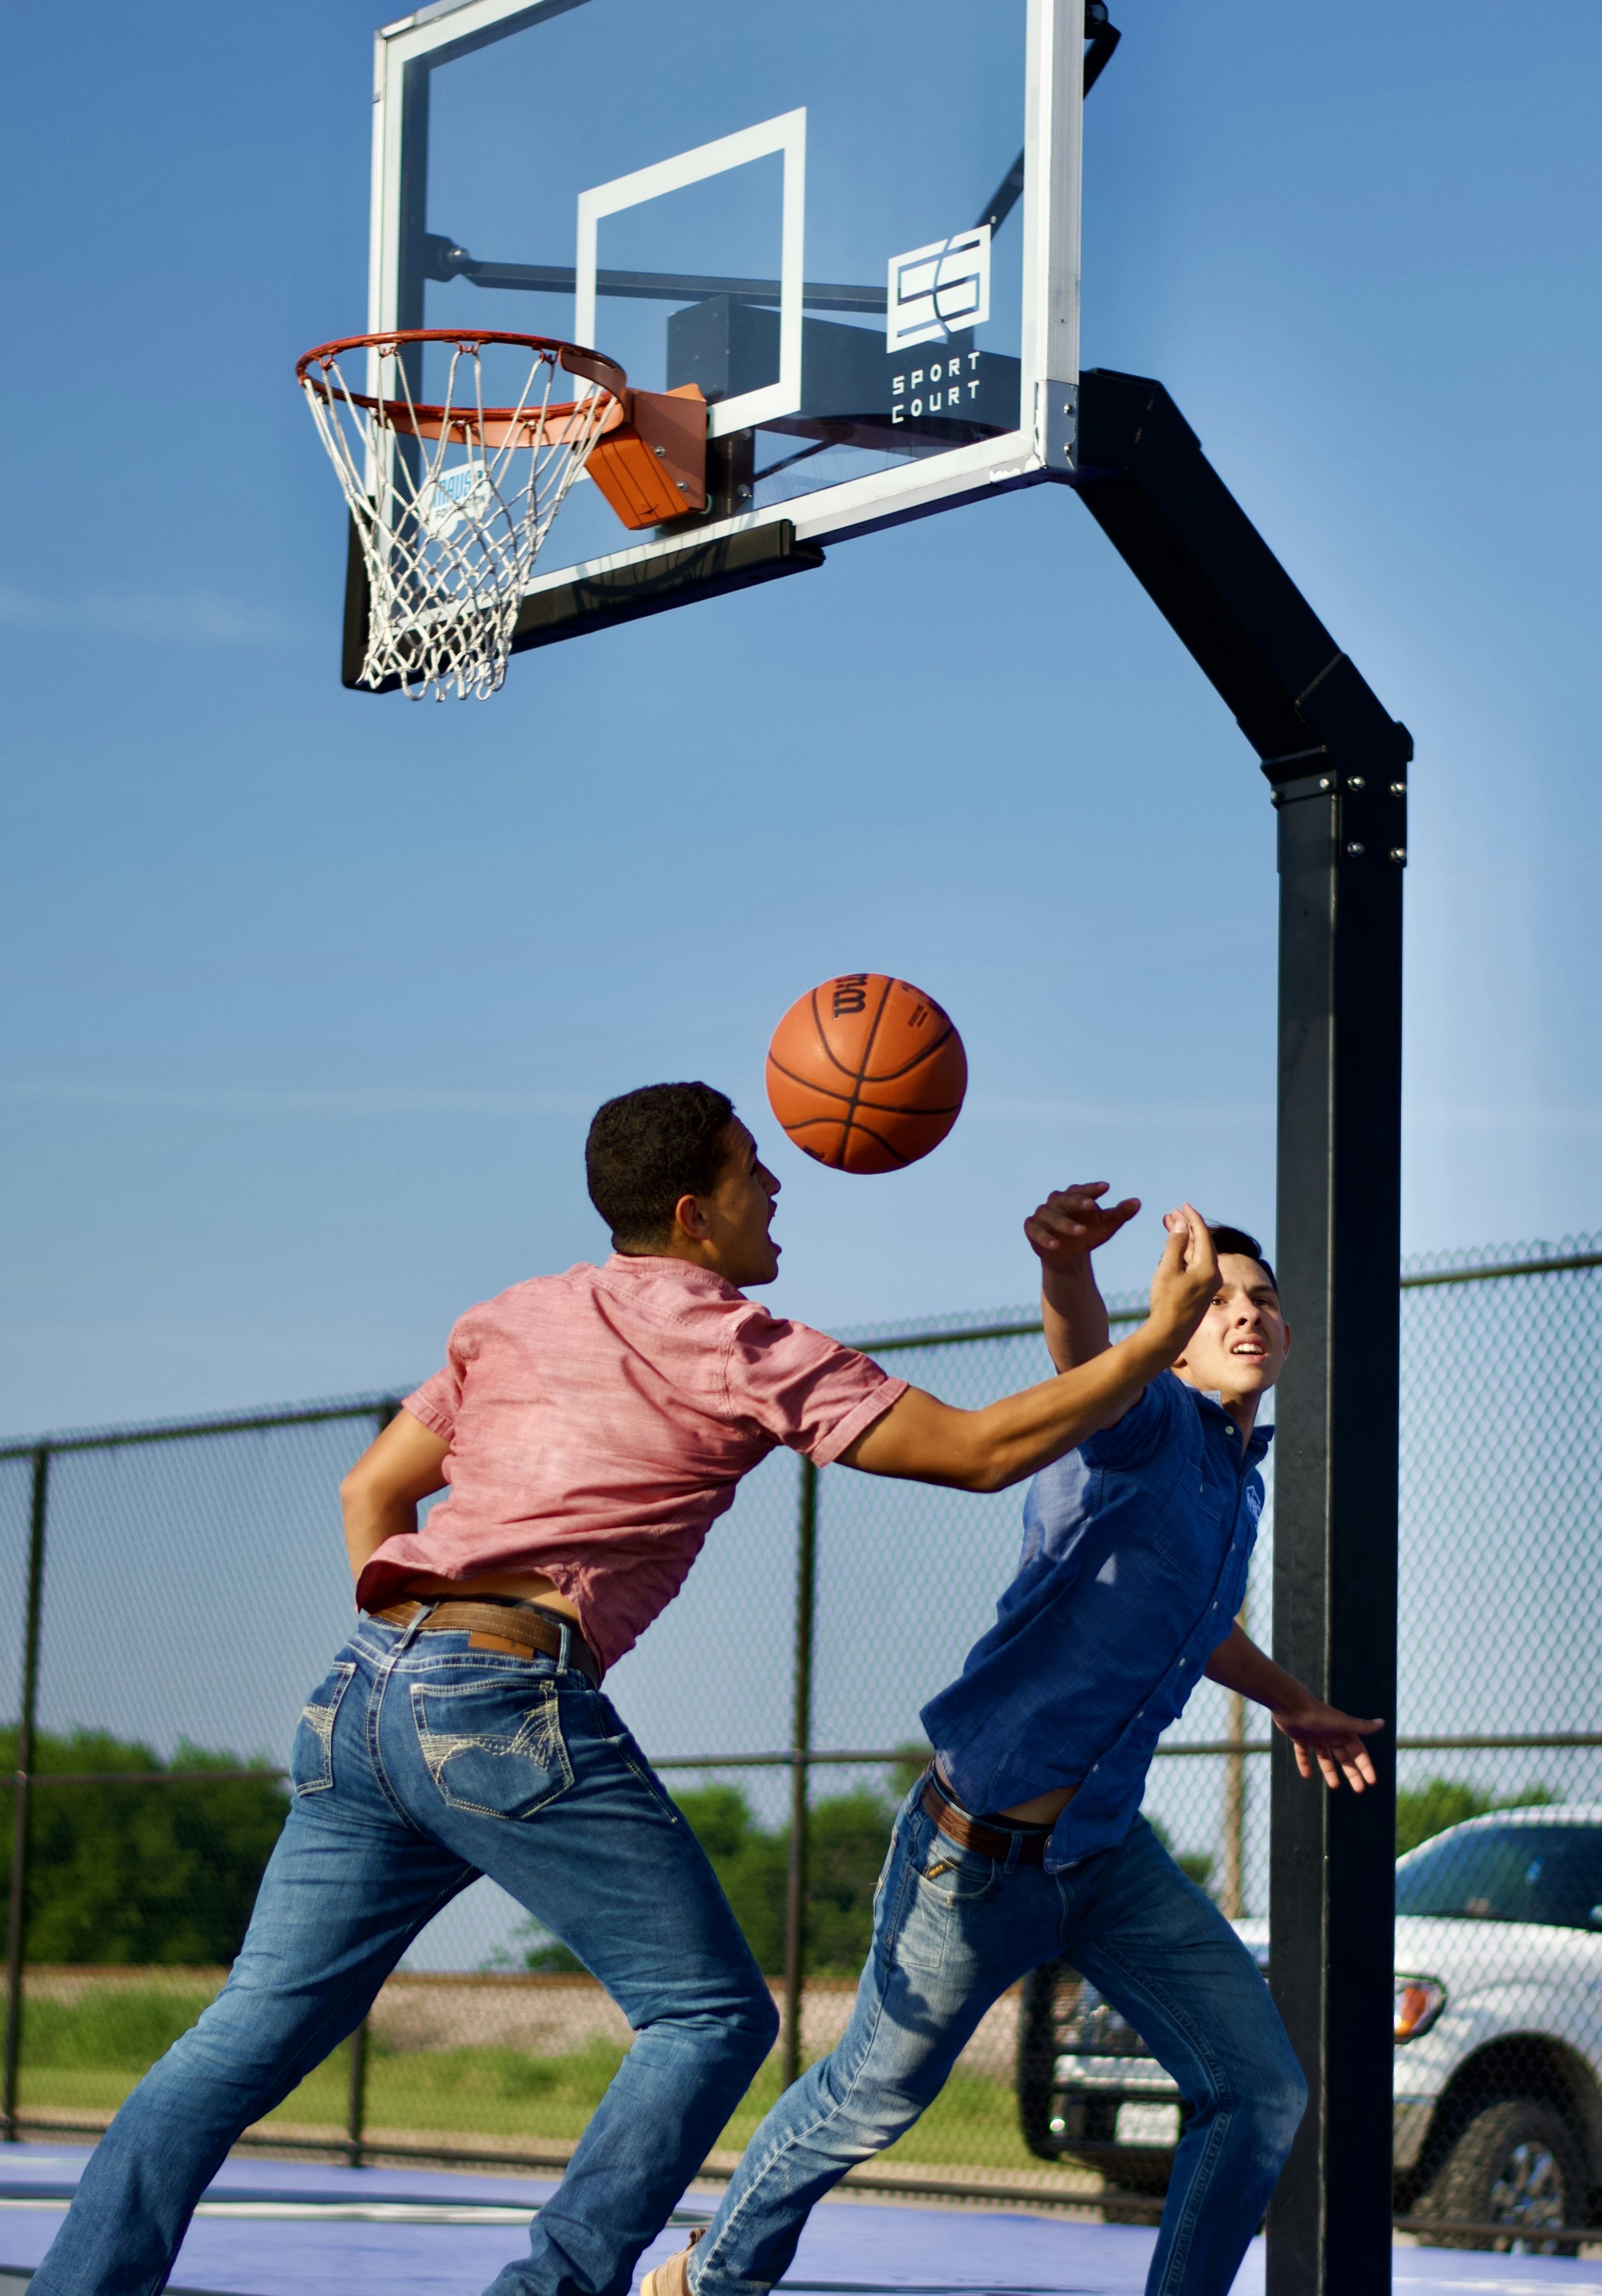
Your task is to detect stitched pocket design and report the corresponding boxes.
[290,1662,356,1796]
[889,1813,998,1973]
[410,1675,573,1819]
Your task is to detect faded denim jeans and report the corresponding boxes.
[691,1791,1305,2296]
[31,1612,778,2296]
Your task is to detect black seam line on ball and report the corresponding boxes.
[848,1021,957,1087]
[767,1053,857,1106]
[839,977,896,1167]
[808,985,870,1083]
[843,1115,913,1167]
[768,1056,963,1120]
[845,1093,966,1116]
[774,1028,955,1099]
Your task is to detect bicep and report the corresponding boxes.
[342,1408,451,1505]
[836,1385,976,1485]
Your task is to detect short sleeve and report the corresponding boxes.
[402,1320,469,1441]
[1078,1369,1181,1471]
[725,1315,907,1466]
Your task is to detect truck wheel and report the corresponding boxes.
[1416,2098,1586,2254]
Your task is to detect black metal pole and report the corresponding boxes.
[1265,760,1403,2292]
[3,1449,51,2142]
[782,1459,818,2089]
[1067,370,1408,2291]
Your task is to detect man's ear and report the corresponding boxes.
[1279,1320,1291,1360]
[672,1189,711,1242]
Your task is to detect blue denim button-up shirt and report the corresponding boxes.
[921,1371,1271,1874]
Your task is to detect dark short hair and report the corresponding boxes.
[585,1082,737,1248]
[1207,1224,1279,1297]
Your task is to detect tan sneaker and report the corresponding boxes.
[640,2226,705,2296]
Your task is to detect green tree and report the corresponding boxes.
[805,1791,896,1974]
[673,1786,792,1973]
[1395,1776,1552,1858]
[0,1725,289,1965]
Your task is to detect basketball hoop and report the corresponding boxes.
[297,330,627,701]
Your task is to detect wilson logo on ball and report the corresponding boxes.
[766,974,967,1175]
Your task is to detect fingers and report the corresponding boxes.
[1176,1203,1216,1279]
[1025,1185,1141,1258]
[1279,1711,1387,1793]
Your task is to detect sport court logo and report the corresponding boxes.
[885,226,991,353]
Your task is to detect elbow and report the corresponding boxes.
[963,1441,1015,1496]
[339,1462,378,1512]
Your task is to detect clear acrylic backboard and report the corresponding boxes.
[365,0,1085,626]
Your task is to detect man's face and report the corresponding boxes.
[1172,1253,1290,1406]
[695,1120,783,1286]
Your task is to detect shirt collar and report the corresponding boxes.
[602,1252,747,1302]
[1185,1380,1274,1460]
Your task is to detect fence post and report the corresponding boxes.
[3,1449,50,2143]
[343,1400,401,2169]
[782,1459,818,2089]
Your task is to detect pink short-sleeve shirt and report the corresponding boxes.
[358,1254,906,1672]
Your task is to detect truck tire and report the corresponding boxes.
[1415,2097,1587,2254]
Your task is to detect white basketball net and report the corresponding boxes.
[300,334,620,701]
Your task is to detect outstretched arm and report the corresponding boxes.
[1024,1182,1141,1372]
[1204,1622,1385,1794]
[843,1206,1216,1494]
[340,1410,451,1584]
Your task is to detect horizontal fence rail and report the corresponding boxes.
[3,1235,1599,2241]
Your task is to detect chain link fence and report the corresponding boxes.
[3,1236,1599,2243]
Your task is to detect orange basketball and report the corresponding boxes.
[765,974,968,1174]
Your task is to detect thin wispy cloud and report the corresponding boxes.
[1,1079,589,1117]
[0,586,287,644]
[967,1095,1272,1130]
[1409,1103,1602,1135]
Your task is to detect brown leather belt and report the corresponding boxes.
[371,1599,602,1687]
[921,1772,1048,1865]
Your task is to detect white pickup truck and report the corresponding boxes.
[1016,1806,1602,2252]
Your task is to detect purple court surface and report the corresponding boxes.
[2,2143,1598,2296]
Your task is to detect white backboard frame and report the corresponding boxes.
[370,0,1084,599]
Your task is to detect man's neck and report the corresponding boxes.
[1175,1369,1261,1443]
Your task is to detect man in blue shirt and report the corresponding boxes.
[652,1188,1383,2296]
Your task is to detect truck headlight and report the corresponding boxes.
[1393,1976,1446,2043]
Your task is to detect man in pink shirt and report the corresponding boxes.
[34,1081,1221,2296]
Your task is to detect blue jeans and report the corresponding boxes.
[31,1614,779,2296]
[691,1794,1305,2296]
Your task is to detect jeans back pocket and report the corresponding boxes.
[291,1661,357,1796]
[410,1672,573,1819]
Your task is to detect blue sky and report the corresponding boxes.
[3,0,1599,1435]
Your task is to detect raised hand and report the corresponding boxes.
[1024,1182,1141,1269]
[1146,1205,1219,1349]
